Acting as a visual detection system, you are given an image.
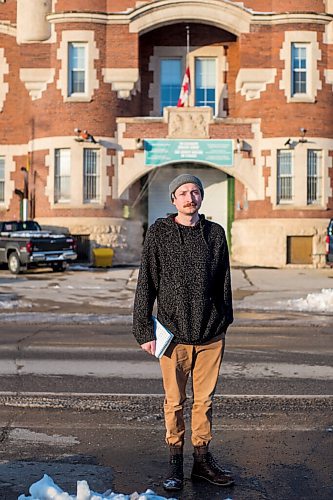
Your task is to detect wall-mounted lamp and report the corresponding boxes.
[284,128,309,149]
[74,128,97,143]
[135,138,144,150]
[234,139,252,156]
[299,127,308,143]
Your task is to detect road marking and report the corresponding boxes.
[0,391,332,399]
[0,359,333,379]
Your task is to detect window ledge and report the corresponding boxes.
[288,94,315,103]
[64,95,92,103]
[274,204,326,210]
[52,203,104,209]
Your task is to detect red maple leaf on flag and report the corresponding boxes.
[177,66,191,107]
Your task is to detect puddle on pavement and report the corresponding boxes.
[233,289,257,300]
[8,428,79,446]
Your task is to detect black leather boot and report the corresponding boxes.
[163,447,184,491]
[191,446,234,487]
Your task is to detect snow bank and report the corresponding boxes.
[283,288,333,313]
[0,299,31,309]
[18,474,176,500]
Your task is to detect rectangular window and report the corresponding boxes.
[277,150,293,203]
[55,149,71,202]
[291,43,307,95]
[0,156,4,203]
[83,149,100,203]
[307,150,321,205]
[195,58,216,113]
[68,42,86,95]
[160,58,182,113]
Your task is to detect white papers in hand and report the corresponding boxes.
[152,316,174,358]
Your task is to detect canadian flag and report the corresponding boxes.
[177,66,191,107]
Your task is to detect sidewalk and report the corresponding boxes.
[0,265,332,322]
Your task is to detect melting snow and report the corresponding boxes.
[283,288,333,313]
[18,474,175,500]
[0,299,31,309]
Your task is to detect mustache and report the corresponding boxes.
[183,202,197,208]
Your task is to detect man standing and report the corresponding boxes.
[132,173,234,491]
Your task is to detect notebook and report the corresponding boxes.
[152,316,174,359]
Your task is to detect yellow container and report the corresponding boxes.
[92,247,114,267]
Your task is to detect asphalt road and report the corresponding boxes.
[0,320,333,499]
[0,266,333,499]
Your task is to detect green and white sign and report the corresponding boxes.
[144,139,234,167]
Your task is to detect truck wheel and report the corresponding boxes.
[8,252,21,275]
[51,263,66,272]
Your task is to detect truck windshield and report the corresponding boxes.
[2,221,41,232]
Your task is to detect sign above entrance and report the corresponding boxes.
[144,139,234,167]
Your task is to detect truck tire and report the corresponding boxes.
[51,263,66,272]
[8,252,21,275]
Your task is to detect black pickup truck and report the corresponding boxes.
[0,220,77,274]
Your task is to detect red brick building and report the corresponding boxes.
[0,0,332,266]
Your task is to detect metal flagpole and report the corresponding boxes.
[186,25,190,107]
[186,25,190,56]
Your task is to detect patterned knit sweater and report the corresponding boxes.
[132,214,233,345]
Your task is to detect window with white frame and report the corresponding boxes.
[160,59,182,113]
[0,156,4,203]
[68,42,87,96]
[54,149,71,203]
[291,43,308,96]
[307,150,321,205]
[83,149,100,203]
[277,150,293,203]
[195,58,216,114]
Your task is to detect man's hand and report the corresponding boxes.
[141,340,156,356]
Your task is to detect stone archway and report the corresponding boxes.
[129,0,251,36]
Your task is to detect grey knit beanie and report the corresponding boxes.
[169,174,204,200]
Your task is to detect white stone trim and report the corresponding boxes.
[48,1,251,35]
[324,68,333,89]
[46,6,331,32]
[129,0,251,35]
[0,22,16,37]
[324,21,333,44]
[56,30,99,102]
[236,68,277,101]
[19,68,55,100]
[0,145,27,210]
[102,68,140,99]
[0,48,9,112]
[325,0,333,13]
[251,13,332,26]
[279,31,322,103]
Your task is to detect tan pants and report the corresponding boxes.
[159,335,224,448]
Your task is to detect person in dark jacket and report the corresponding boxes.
[133,173,234,491]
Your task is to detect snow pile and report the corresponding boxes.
[0,298,31,309]
[18,474,176,500]
[283,288,333,313]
